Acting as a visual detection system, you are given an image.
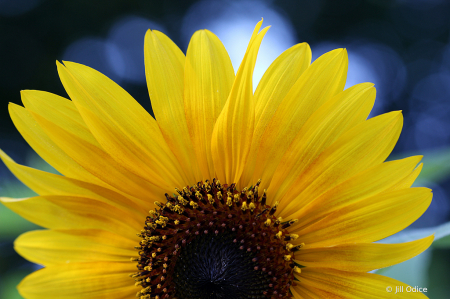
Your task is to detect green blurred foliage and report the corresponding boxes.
[0,153,54,298]
[418,149,450,185]
[0,182,38,299]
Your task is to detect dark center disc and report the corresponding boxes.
[172,232,270,299]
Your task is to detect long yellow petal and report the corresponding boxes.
[291,284,339,299]
[250,48,348,191]
[28,109,166,205]
[295,235,433,272]
[8,103,103,185]
[21,90,87,129]
[292,187,432,247]
[1,196,141,240]
[57,61,185,189]
[18,261,136,299]
[0,149,149,216]
[269,83,375,206]
[239,42,312,186]
[21,90,164,204]
[389,162,423,190]
[279,111,403,218]
[297,268,429,298]
[285,156,422,229]
[211,20,269,184]
[15,229,137,266]
[145,30,201,183]
[254,43,312,125]
[184,30,234,180]
[289,286,305,299]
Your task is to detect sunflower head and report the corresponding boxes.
[1,20,432,299]
[132,179,301,298]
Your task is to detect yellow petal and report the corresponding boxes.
[0,149,149,216]
[184,29,234,180]
[286,156,423,229]
[254,43,312,125]
[1,196,140,240]
[250,48,348,191]
[8,103,102,185]
[269,83,375,206]
[18,261,136,299]
[57,61,185,189]
[389,162,423,190]
[279,111,403,218]
[289,286,305,299]
[295,235,433,272]
[15,229,137,266]
[21,90,100,149]
[291,284,338,299]
[28,108,166,205]
[145,29,201,183]
[21,89,162,203]
[240,42,312,186]
[211,20,269,184]
[297,268,429,299]
[293,187,432,247]
[21,90,87,129]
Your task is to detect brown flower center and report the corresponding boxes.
[132,179,301,299]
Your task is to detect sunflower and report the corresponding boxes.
[1,20,433,299]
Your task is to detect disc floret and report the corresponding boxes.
[132,179,301,299]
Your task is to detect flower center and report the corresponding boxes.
[132,179,301,299]
[172,231,269,298]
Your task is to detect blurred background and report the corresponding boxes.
[1,0,450,298]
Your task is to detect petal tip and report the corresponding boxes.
[144,28,154,38]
